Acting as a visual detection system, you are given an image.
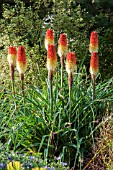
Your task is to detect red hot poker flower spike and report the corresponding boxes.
[89,31,98,53]
[58,33,68,58]
[90,52,99,77]
[17,46,27,74]
[45,29,54,50]
[7,46,17,66]
[66,52,77,74]
[47,44,57,71]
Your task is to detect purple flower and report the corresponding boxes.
[42,166,55,170]
[61,162,67,166]
[0,163,6,168]
[20,153,25,157]
[42,166,48,168]
[7,156,12,161]
[56,156,61,160]
[28,156,35,159]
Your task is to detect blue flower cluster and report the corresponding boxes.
[0,163,6,169]
[0,153,69,170]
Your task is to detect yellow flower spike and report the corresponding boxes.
[7,162,14,170]
[13,161,21,170]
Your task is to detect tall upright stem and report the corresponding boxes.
[48,70,53,115]
[20,73,25,114]
[10,64,15,94]
[92,74,95,101]
[20,73,24,97]
[50,79,53,115]
[60,55,64,89]
[68,72,73,123]
[69,85,71,123]
[10,64,17,109]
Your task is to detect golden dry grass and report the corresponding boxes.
[83,106,113,170]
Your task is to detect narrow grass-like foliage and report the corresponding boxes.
[1,59,112,169]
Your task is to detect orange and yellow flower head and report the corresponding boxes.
[17,46,27,74]
[47,44,57,71]
[45,29,54,50]
[90,52,99,76]
[89,31,98,53]
[7,46,17,66]
[58,33,68,57]
[66,52,77,74]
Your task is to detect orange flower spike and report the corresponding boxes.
[17,46,27,74]
[47,44,57,71]
[66,52,77,74]
[89,31,98,53]
[45,29,54,50]
[58,33,68,58]
[90,52,99,77]
[7,46,17,66]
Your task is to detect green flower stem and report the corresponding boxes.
[92,74,95,101]
[50,79,53,115]
[68,72,73,123]
[10,64,15,95]
[60,55,64,89]
[12,79,15,96]
[10,64,17,109]
[20,73,25,113]
[48,70,53,115]
[20,73,24,96]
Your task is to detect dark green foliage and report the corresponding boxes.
[0,0,113,81]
